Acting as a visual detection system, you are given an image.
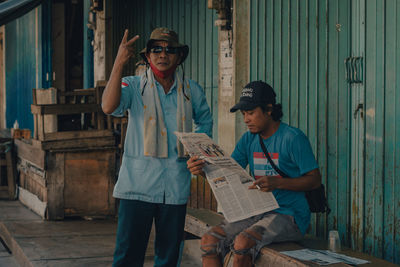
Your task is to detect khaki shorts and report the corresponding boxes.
[208,212,303,263]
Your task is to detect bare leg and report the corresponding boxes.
[232,230,262,267]
[201,226,226,267]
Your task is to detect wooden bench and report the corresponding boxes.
[184,208,398,266]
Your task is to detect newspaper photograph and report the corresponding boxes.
[175,132,279,223]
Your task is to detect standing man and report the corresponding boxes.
[187,81,321,267]
[102,27,213,266]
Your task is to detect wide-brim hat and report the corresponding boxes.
[140,27,189,65]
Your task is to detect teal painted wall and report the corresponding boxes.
[249,0,352,239]
[361,0,400,262]
[5,8,39,130]
[110,0,219,140]
[249,0,400,263]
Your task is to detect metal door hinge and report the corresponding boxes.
[345,56,363,84]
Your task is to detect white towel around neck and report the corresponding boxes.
[141,68,192,158]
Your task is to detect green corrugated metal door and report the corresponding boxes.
[249,0,352,239]
[351,0,400,263]
[250,0,400,263]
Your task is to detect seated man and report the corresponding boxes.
[187,81,321,267]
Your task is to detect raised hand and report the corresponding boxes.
[115,29,140,67]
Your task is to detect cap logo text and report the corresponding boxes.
[241,87,254,98]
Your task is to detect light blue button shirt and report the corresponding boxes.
[111,75,213,204]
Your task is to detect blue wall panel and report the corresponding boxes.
[5,8,38,130]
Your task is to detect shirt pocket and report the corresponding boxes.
[124,155,149,172]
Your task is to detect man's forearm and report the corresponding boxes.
[102,62,124,114]
[277,169,321,191]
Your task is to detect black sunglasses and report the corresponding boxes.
[149,46,179,54]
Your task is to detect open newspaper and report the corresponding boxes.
[175,132,279,223]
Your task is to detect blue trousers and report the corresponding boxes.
[112,199,187,267]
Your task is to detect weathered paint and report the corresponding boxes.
[110,0,219,140]
[351,0,366,255]
[249,0,351,240]
[5,8,39,130]
[248,0,400,263]
[362,0,400,262]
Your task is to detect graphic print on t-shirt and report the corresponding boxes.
[253,152,281,179]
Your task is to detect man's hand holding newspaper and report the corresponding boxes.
[176,132,279,223]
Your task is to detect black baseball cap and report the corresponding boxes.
[230,81,276,112]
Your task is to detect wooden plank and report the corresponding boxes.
[59,88,95,96]
[18,186,47,219]
[14,139,45,169]
[185,207,224,237]
[18,160,46,188]
[40,136,115,150]
[19,169,47,203]
[31,103,102,115]
[63,150,116,217]
[43,129,113,141]
[46,152,65,220]
[204,177,212,210]
[190,176,198,209]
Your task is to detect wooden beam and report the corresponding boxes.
[42,130,113,141]
[31,104,102,115]
[40,136,115,150]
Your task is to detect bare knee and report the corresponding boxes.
[201,226,226,245]
[201,226,226,258]
[233,230,261,251]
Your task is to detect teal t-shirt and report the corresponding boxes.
[231,122,319,234]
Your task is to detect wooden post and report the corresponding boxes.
[5,147,16,199]
[46,152,65,220]
[32,89,38,139]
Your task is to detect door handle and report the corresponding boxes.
[353,103,364,119]
[345,56,363,84]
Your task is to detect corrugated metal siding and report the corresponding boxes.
[250,0,400,263]
[111,0,219,140]
[362,0,400,262]
[250,0,351,240]
[110,0,219,211]
[5,8,39,130]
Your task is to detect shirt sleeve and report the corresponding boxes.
[190,80,213,137]
[110,77,134,117]
[231,133,249,169]
[289,132,319,175]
